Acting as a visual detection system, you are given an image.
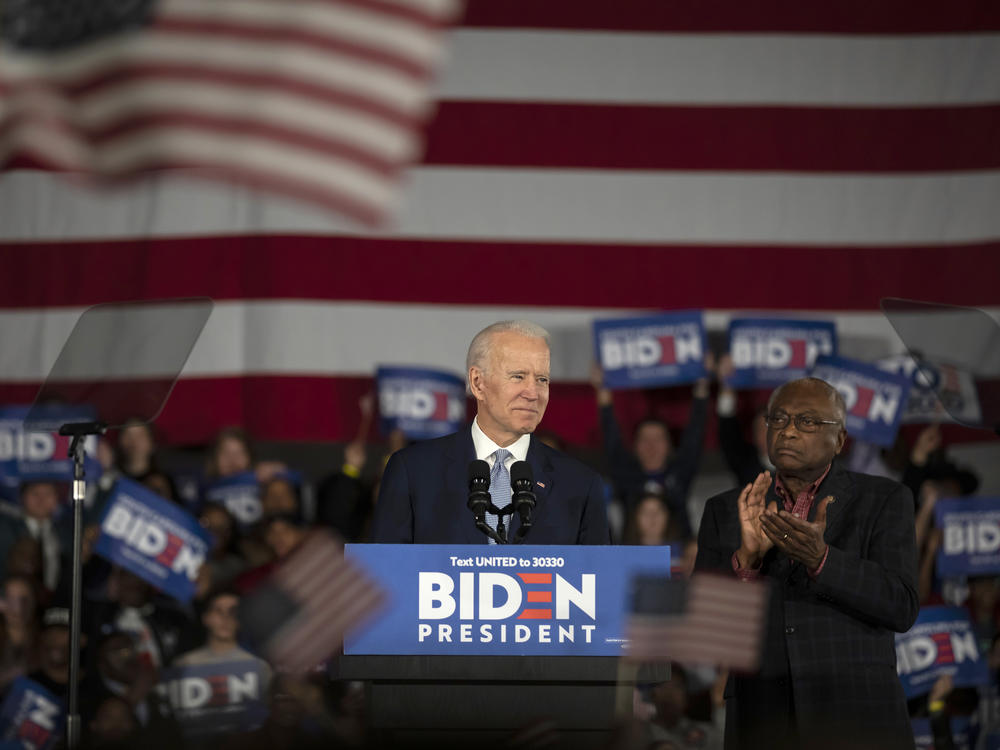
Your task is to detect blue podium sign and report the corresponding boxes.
[344,545,670,656]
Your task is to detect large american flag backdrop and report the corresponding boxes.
[0,0,998,447]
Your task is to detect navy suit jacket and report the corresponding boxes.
[695,462,918,749]
[371,427,610,545]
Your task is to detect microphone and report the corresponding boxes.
[510,461,536,539]
[468,460,504,544]
[467,460,491,523]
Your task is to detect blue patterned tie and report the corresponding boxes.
[486,448,512,544]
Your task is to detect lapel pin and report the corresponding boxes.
[537,481,545,489]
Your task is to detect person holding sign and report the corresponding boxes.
[695,377,919,750]
[590,360,709,539]
[372,320,609,544]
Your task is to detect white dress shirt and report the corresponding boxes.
[470,417,530,508]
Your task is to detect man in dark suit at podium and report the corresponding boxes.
[372,320,609,545]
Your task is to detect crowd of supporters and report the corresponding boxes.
[0,361,992,750]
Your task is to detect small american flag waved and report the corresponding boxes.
[253,530,386,672]
[0,0,460,225]
[625,573,769,671]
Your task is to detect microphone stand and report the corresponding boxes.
[59,420,106,750]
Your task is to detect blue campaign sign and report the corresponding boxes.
[912,716,975,750]
[809,355,912,447]
[593,312,707,390]
[896,606,990,699]
[344,544,671,656]
[377,366,467,440]
[935,496,1000,578]
[0,677,64,750]
[204,472,261,529]
[95,477,213,602]
[159,660,268,738]
[727,318,837,388]
[0,405,101,504]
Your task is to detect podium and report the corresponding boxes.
[334,654,668,749]
[340,544,672,749]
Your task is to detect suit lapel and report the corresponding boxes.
[810,461,855,543]
[509,436,553,542]
[444,427,486,545]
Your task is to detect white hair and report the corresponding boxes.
[466,320,551,376]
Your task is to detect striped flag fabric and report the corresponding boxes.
[0,0,460,225]
[0,0,997,447]
[625,574,769,671]
[241,530,386,672]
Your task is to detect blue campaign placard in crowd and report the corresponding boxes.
[376,366,467,440]
[912,716,975,750]
[95,477,213,602]
[896,606,990,699]
[593,312,707,389]
[935,496,1000,577]
[877,354,983,426]
[809,355,912,447]
[0,405,101,503]
[727,318,837,388]
[344,544,670,656]
[0,677,64,750]
[159,660,268,738]
[204,471,261,530]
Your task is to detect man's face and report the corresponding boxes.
[99,633,139,684]
[766,382,846,477]
[118,424,154,462]
[265,519,304,559]
[216,437,251,477]
[39,627,70,683]
[203,594,240,643]
[21,482,60,521]
[469,332,550,446]
[634,423,671,472]
[262,479,298,516]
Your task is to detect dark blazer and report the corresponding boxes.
[695,462,919,750]
[371,428,610,545]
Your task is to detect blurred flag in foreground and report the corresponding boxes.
[625,574,769,671]
[241,530,386,672]
[0,0,460,225]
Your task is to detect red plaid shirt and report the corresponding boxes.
[733,465,832,580]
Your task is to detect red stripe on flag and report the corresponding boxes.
[0,67,422,129]
[153,18,436,81]
[460,0,1000,33]
[0,0,456,226]
[1,238,997,311]
[424,103,1000,173]
[626,574,769,669]
[1,113,401,177]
